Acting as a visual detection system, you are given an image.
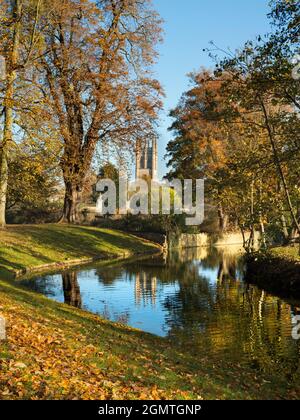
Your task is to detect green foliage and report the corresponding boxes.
[166,1,300,245]
[6,140,62,224]
[271,246,300,262]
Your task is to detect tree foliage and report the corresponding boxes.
[0,0,163,225]
[166,0,300,249]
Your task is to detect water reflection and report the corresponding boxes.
[17,247,300,378]
[62,272,81,308]
[135,272,157,307]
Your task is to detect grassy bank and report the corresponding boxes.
[270,246,300,262]
[0,279,299,400]
[0,227,299,399]
[245,246,300,298]
[0,225,160,278]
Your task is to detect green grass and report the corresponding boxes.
[0,278,298,400]
[0,224,160,277]
[270,246,300,262]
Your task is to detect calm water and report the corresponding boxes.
[17,246,300,373]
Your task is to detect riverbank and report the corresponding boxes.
[0,278,299,400]
[245,246,300,298]
[0,225,161,278]
[0,227,299,399]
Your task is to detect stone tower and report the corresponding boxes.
[136,139,158,180]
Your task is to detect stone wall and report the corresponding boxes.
[212,232,260,247]
[178,233,210,249]
[177,232,260,249]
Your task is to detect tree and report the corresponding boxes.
[166,0,299,248]
[0,0,22,228]
[7,136,62,223]
[0,0,45,227]
[214,0,300,246]
[39,0,162,223]
[166,70,233,232]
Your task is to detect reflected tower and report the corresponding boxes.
[135,272,157,306]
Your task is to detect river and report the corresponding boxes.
[16,246,300,377]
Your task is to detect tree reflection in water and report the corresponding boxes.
[62,272,82,308]
[119,248,300,380]
[19,246,300,382]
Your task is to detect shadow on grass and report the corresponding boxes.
[0,225,158,273]
[0,244,55,271]
[0,267,14,281]
[15,225,154,256]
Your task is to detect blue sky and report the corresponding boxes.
[152,0,272,177]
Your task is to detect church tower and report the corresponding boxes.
[136,139,158,180]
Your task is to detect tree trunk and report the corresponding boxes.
[259,218,267,249]
[260,98,300,240]
[280,213,290,242]
[0,0,22,228]
[61,181,82,224]
[218,203,228,233]
[289,209,300,244]
[0,146,9,228]
[239,225,247,249]
[258,182,267,250]
[246,178,256,253]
